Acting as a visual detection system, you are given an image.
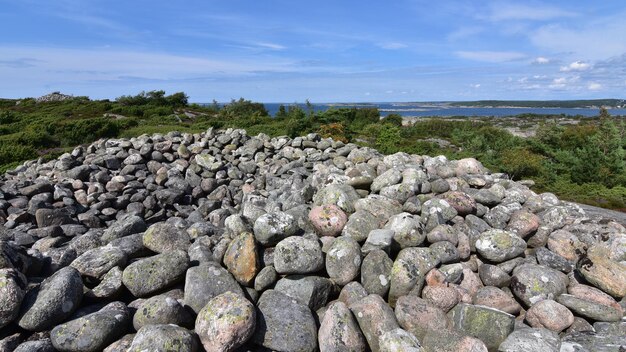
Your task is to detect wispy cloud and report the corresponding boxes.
[588,82,602,90]
[447,26,484,41]
[532,57,551,64]
[486,3,577,21]
[560,61,591,72]
[456,50,526,63]
[253,42,287,50]
[378,42,408,50]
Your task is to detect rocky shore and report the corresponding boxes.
[0,127,625,351]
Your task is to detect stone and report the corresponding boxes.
[142,222,191,253]
[385,212,425,248]
[326,236,362,285]
[361,229,395,255]
[274,275,333,311]
[196,292,256,352]
[0,268,25,329]
[274,236,324,274]
[223,232,259,286]
[557,294,623,322]
[361,249,393,297]
[505,210,540,238]
[122,250,189,298]
[50,302,130,352]
[132,295,193,330]
[35,208,72,228]
[475,230,526,263]
[510,264,568,307]
[422,285,461,313]
[497,327,560,352]
[525,299,574,333]
[478,264,511,288]
[128,324,199,352]
[253,212,299,247]
[350,294,400,352]
[371,169,402,193]
[85,266,124,300]
[577,244,626,298]
[338,281,369,307]
[395,295,453,340]
[70,246,127,279]
[18,267,83,331]
[388,247,439,306]
[448,303,515,352]
[379,328,423,352]
[254,265,278,292]
[14,339,56,352]
[439,191,476,216]
[101,215,146,243]
[313,184,360,213]
[308,204,348,237]
[421,328,487,352]
[342,210,381,242]
[253,290,318,352]
[318,301,367,352]
[472,286,522,315]
[184,262,244,314]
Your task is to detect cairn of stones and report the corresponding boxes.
[33,92,76,103]
[0,127,624,352]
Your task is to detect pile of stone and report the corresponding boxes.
[0,127,624,352]
[35,92,76,103]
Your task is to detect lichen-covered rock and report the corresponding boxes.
[439,191,477,216]
[128,324,199,352]
[510,264,568,307]
[577,244,626,298]
[350,294,400,352]
[421,328,487,352]
[309,204,348,237]
[385,212,425,248]
[70,246,127,279]
[318,301,367,352]
[326,236,362,285]
[85,266,123,300]
[253,211,299,247]
[475,230,526,263]
[196,292,256,352]
[313,184,360,213]
[122,250,188,298]
[184,262,244,314]
[497,327,560,352]
[342,210,381,242]
[379,328,423,352]
[50,302,130,352]
[223,232,259,286]
[0,268,26,329]
[274,275,333,311]
[395,295,453,340]
[448,303,515,352]
[361,249,393,297]
[274,236,324,274]
[253,290,318,352]
[101,215,146,243]
[472,286,521,315]
[557,294,623,322]
[388,247,439,306]
[18,266,83,331]
[142,222,191,253]
[132,294,193,330]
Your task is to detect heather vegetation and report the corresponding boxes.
[1,92,625,209]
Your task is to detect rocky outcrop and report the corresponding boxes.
[0,128,624,351]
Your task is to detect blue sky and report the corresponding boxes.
[1,0,625,102]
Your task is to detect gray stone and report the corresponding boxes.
[101,215,146,243]
[448,303,515,352]
[475,230,526,263]
[128,324,199,352]
[18,266,83,331]
[342,210,381,242]
[70,246,127,279]
[196,292,256,352]
[379,328,423,352]
[142,222,191,253]
[274,275,333,311]
[122,250,189,298]
[557,294,623,322]
[318,301,367,352]
[50,302,130,352]
[326,236,362,285]
[253,212,299,247]
[388,247,439,306]
[497,327,560,352]
[274,236,324,274]
[510,264,568,307]
[253,290,318,352]
[0,268,26,329]
[361,249,393,297]
[313,184,360,213]
[350,294,399,352]
[132,295,193,330]
[184,262,244,314]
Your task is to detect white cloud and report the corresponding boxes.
[588,82,602,90]
[532,57,551,64]
[487,3,577,21]
[560,61,591,72]
[378,42,408,50]
[470,83,481,88]
[531,18,626,60]
[456,51,526,63]
[549,76,579,89]
[254,42,286,50]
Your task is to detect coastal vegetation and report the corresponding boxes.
[1,92,626,209]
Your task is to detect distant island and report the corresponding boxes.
[447,99,625,109]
